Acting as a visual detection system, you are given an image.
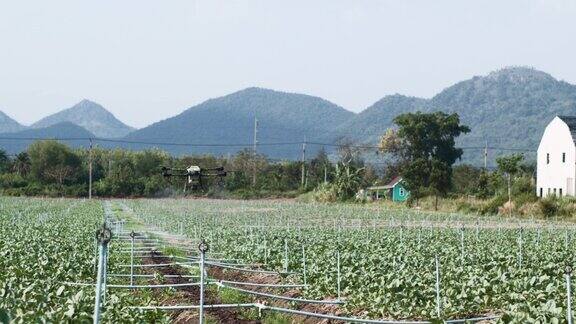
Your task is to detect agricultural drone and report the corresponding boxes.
[161,165,227,191]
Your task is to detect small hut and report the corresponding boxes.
[366,177,409,202]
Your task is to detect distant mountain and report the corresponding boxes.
[330,67,576,166]
[0,122,94,154]
[124,87,355,158]
[429,67,576,164]
[326,94,427,143]
[3,67,574,167]
[32,99,134,138]
[0,111,26,134]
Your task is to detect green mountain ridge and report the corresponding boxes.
[0,111,26,134]
[32,99,135,138]
[331,67,576,166]
[0,122,94,154]
[1,67,575,167]
[124,87,355,158]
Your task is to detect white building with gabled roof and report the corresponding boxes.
[537,116,576,198]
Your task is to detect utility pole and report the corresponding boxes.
[484,140,488,169]
[89,138,93,199]
[301,136,307,188]
[252,117,258,186]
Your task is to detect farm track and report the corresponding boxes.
[207,265,341,324]
[117,201,342,323]
[115,202,259,323]
[140,248,342,324]
[141,250,259,324]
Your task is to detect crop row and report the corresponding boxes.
[126,198,576,322]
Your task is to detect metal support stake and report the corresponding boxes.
[302,245,307,286]
[475,220,479,240]
[93,237,98,274]
[130,231,135,287]
[264,239,268,265]
[284,239,288,273]
[93,225,111,324]
[102,244,108,302]
[198,240,209,324]
[460,227,465,266]
[337,250,341,300]
[518,228,523,269]
[568,266,573,324]
[435,255,441,319]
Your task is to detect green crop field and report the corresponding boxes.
[2,196,576,323]
[0,197,166,323]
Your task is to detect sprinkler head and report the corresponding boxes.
[198,240,210,253]
[96,225,112,244]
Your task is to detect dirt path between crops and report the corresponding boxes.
[140,248,345,324]
[142,251,260,324]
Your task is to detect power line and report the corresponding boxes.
[0,136,537,152]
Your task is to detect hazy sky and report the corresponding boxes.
[1,0,575,128]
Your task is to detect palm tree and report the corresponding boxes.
[0,149,9,173]
[12,152,31,176]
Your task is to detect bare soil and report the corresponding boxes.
[142,251,259,324]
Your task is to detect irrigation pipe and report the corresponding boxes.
[216,283,344,305]
[115,236,151,240]
[62,281,212,289]
[132,303,257,311]
[444,316,500,323]
[116,261,198,268]
[132,302,496,323]
[258,304,428,324]
[108,274,199,279]
[216,279,308,289]
[108,282,206,289]
[186,256,257,266]
[115,238,157,242]
[206,262,295,275]
[117,248,158,252]
[114,250,160,254]
[169,255,253,266]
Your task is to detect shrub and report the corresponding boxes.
[514,191,538,206]
[312,183,337,203]
[63,184,88,197]
[480,195,508,215]
[498,201,516,215]
[0,173,28,188]
[539,197,558,218]
[518,202,541,217]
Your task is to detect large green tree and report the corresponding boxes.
[28,141,82,187]
[380,112,470,209]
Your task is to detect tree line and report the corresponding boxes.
[0,140,379,198]
[0,110,545,217]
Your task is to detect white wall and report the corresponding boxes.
[537,117,576,197]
